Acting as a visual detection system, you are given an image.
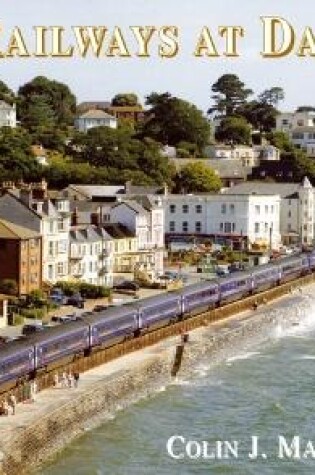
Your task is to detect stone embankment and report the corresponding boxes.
[0,283,313,474]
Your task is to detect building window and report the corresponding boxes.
[48,241,54,257]
[271,205,274,213]
[265,205,268,214]
[288,223,292,231]
[288,211,291,218]
[49,221,54,233]
[48,265,53,280]
[224,222,231,233]
[58,219,65,231]
[265,223,268,232]
[255,205,260,215]
[182,204,189,213]
[89,262,93,272]
[58,240,67,253]
[288,199,291,206]
[169,204,176,214]
[182,221,188,232]
[57,262,65,276]
[220,223,224,231]
[232,223,236,232]
[169,221,175,232]
[255,223,260,233]
[196,204,202,214]
[221,204,226,214]
[230,204,235,214]
[195,222,201,232]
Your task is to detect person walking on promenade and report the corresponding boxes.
[8,393,16,415]
[67,371,74,388]
[30,379,38,402]
[53,373,59,388]
[73,371,80,388]
[61,371,68,388]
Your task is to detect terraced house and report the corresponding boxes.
[0,182,70,284]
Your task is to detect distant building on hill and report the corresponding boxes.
[74,109,117,132]
[0,100,16,128]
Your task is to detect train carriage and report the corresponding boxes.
[87,306,139,349]
[138,293,182,331]
[0,340,35,391]
[251,263,281,293]
[30,321,90,370]
[279,255,308,283]
[219,271,253,304]
[181,281,219,316]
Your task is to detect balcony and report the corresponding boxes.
[70,254,83,261]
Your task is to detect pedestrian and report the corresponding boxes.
[73,371,80,388]
[2,399,9,416]
[53,373,59,388]
[67,371,74,388]
[30,379,38,402]
[8,393,16,415]
[61,371,68,388]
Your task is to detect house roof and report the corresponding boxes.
[103,223,135,239]
[111,200,148,215]
[171,158,252,179]
[108,105,143,112]
[0,219,40,239]
[77,101,111,112]
[70,225,113,242]
[66,185,125,198]
[77,109,117,120]
[222,181,306,198]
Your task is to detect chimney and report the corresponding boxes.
[91,212,100,226]
[20,188,33,208]
[71,207,79,226]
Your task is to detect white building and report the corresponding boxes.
[0,189,70,284]
[110,198,165,274]
[222,178,315,246]
[276,110,315,133]
[0,101,16,128]
[74,109,117,132]
[69,226,114,287]
[162,193,281,250]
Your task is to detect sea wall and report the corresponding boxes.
[0,290,308,475]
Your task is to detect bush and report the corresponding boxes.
[13,315,25,326]
[0,279,18,295]
[55,281,111,299]
[21,308,46,319]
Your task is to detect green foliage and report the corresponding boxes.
[0,80,15,104]
[0,279,18,295]
[176,148,190,158]
[55,281,111,299]
[258,87,284,107]
[68,126,174,186]
[142,92,210,152]
[111,93,140,106]
[175,161,222,193]
[239,101,277,133]
[20,307,46,319]
[18,76,76,130]
[209,74,253,116]
[215,116,252,144]
[0,128,43,182]
[13,315,25,326]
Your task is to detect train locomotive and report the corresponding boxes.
[0,251,314,392]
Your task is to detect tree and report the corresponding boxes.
[209,74,253,117]
[175,162,222,193]
[239,101,277,133]
[142,92,210,152]
[18,76,77,129]
[0,80,15,104]
[111,93,140,107]
[215,116,252,144]
[258,87,284,107]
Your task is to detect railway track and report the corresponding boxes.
[9,272,315,402]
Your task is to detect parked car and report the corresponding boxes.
[93,304,108,313]
[51,315,72,324]
[67,293,85,308]
[113,281,140,292]
[22,322,45,335]
[49,288,67,305]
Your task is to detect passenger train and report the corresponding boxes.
[1,251,315,392]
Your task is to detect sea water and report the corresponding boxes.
[41,299,315,475]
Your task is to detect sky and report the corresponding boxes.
[1,0,315,113]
